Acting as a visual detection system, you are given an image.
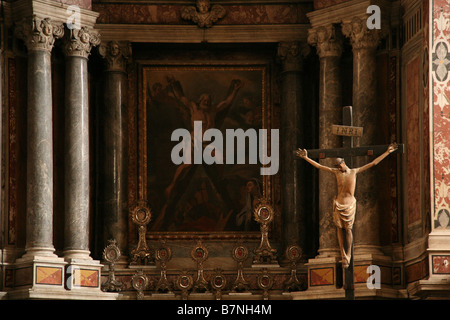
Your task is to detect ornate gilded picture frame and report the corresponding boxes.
[138,64,275,239]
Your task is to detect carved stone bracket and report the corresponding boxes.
[101,239,123,292]
[130,202,154,265]
[181,0,226,28]
[231,242,250,293]
[15,15,64,52]
[155,239,173,293]
[341,16,382,51]
[132,269,149,300]
[252,200,278,266]
[99,40,131,72]
[63,26,101,58]
[191,240,209,293]
[307,24,343,58]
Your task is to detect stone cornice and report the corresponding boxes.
[11,0,99,28]
[95,24,309,43]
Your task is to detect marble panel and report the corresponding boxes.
[406,57,421,224]
[432,255,450,274]
[310,267,334,286]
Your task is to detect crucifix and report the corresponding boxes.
[295,106,403,300]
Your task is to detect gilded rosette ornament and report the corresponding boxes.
[130,201,154,265]
[176,271,194,300]
[210,268,227,300]
[101,239,123,292]
[132,270,149,300]
[231,242,250,293]
[191,240,209,293]
[283,244,304,292]
[155,239,173,293]
[257,268,273,300]
[253,199,278,265]
[15,15,64,52]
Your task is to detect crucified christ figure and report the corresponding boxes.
[296,143,398,268]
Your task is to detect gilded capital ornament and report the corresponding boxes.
[308,25,343,58]
[277,41,310,72]
[64,26,101,58]
[99,40,131,72]
[15,15,64,52]
[342,17,381,50]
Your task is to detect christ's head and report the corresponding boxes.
[198,93,212,110]
[334,158,347,172]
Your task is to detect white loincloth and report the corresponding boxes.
[332,198,356,230]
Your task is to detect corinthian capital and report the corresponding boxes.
[99,41,131,72]
[277,42,310,72]
[64,27,101,59]
[308,25,343,58]
[342,17,381,51]
[15,15,64,52]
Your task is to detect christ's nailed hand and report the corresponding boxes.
[296,148,307,158]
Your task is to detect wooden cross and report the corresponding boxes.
[296,106,404,300]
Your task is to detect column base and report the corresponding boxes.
[290,250,406,299]
[7,287,119,300]
[408,231,450,299]
[304,256,342,290]
[17,247,60,262]
[291,254,345,299]
[354,244,385,256]
[64,252,104,292]
[11,254,67,293]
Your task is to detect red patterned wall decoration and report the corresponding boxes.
[432,0,450,230]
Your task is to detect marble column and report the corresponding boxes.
[277,42,308,253]
[342,17,382,254]
[307,25,343,258]
[63,27,100,260]
[98,41,130,262]
[15,15,64,259]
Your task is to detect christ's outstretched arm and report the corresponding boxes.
[354,142,398,174]
[296,148,335,173]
